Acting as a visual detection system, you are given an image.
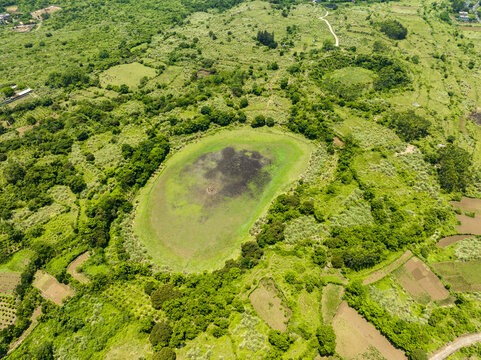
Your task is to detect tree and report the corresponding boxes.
[268,330,293,351]
[153,348,176,360]
[251,114,266,128]
[256,30,277,48]
[437,144,472,192]
[389,111,431,141]
[151,283,178,309]
[150,321,173,348]
[312,247,327,267]
[316,325,336,356]
[410,349,428,360]
[2,87,14,98]
[379,19,407,40]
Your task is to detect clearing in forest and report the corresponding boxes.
[134,128,313,272]
[99,62,157,89]
[67,252,90,284]
[321,283,344,324]
[393,257,449,304]
[249,278,291,331]
[333,301,407,360]
[33,270,75,306]
[432,260,481,292]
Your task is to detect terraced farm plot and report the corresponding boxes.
[437,235,473,248]
[451,197,481,235]
[134,128,313,272]
[432,261,481,292]
[0,294,17,329]
[67,252,90,284]
[333,301,407,360]
[33,270,75,306]
[249,278,291,331]
[0,273,21,294]
[393,257,449,304]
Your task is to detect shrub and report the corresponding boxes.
[153,347,176,360]
[150,321,173,348]
[315,325,336,356]
[251,114,266,128]
[410,349,428,360]
[268,330,293,351]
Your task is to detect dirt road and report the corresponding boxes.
[429,332,481,360]
[319,11,339,47]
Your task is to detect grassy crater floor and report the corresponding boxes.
[134,128,314,272]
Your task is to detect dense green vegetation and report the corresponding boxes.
[0,0,480,358]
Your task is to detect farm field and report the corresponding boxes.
[66,252,90,284]
[433,261,481,292]
[0,273,21,294]
[393,257,449,304]
[333,301,407,360]
[249,278,291,331]
[32,270,75,306]
[134,127,313,272]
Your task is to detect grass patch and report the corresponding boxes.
[99,62,157,89]
[322,283,344,324]
[433,260,481,292]
[0,249,33,274]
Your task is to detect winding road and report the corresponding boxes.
[429,332,481,360]
[319,11,339,47]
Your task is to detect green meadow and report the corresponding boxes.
[134,128,313,272]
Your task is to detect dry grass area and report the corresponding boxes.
[31,6,62,20]
[249,278,291,331]
[437,235,472,248]
[333,301,407,360]
[0,273,21,294]
[67,252,90,284]
[33,270,75,305]
[394,257,449,304]
[363,250,413,285]
[12,24,35,32]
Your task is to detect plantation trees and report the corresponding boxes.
[437,144,472,192]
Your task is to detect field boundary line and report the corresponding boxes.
[362,250,413,285]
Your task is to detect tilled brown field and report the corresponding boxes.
[394,257,449,304]
[333,301,407,360]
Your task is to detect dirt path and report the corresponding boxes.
[67,252,90,284]
[8,306,42,354]
[319,11,339,47]
[429,332,481,360]
[363,250,412,285]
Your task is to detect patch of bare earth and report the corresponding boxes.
[30,6,62,20]
[395,144,417,156]
[333,137,344,148]
[437,235,472,248]
[33,270,75,305]
[67,252,90,284]
[249,278,291,331]
[449,197,481,234]
[363,250,412,285]
[394,257,449,303]
[8,306,41,354]
[333,301,407,360]
[0,273,21,294]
